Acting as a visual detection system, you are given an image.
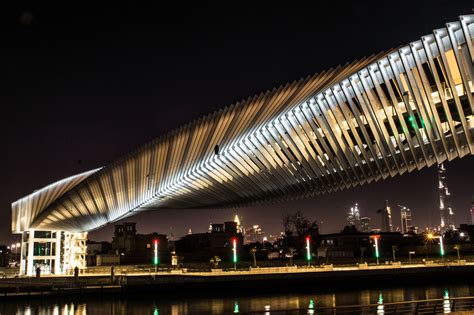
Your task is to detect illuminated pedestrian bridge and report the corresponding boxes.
[12,15,474,275]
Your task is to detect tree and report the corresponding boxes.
[287,247,297,266]
[341,225,358,233]
[392,245,398,261]
[282,214,292,236]
[210,256,221,269]
[250,247,257,267]
[281,211,319,261]
[282,211,319,237]
[453,244,461,260]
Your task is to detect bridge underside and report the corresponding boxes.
[11,15,474,234]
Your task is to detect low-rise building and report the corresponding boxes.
[86,241,111,266]
[111,223,168,264]
[175,221,243,261]
[318,231,422,259]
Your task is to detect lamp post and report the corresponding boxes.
[371,235,380,265]
[306,236,311,267]
[427,233,444,262]
[439,235,445,262]
[153,239,159,273]
[232,237,238,271]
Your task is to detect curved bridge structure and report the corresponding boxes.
[12,15,474,235]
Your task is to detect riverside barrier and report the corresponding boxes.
[1,261,474,298]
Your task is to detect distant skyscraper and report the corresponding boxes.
[234,214,242,233]
[244,225,264,244]
[347,203,361,230]
[381,200,393,232]
[360,217,371,232]
[400,206,413,234]
[438,163,455,231]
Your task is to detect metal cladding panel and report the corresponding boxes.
[13,15,474,233]
[11,169,100,233]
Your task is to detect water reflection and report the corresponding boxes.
[376,291,384,315]
[307,298,315,314]
[233,301,239,313]
[2,284,474,314]
[443,288,451,314]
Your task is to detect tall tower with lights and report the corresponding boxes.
[347,203,361,230]
[400,206,413,234]
[438,163,455,231]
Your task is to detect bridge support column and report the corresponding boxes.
[20,229,61,276]
[19,230,87,276]
[62,231,88,275]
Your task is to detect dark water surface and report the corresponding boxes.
[1,283,474,314]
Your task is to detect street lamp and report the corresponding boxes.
[153,239,159,273]
[427,233,444,261]
[306,236,311,266]
[370,235,380,265]
[232,237,238,271]
[453,245,461,260]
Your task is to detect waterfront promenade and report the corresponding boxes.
[1,260,473,298]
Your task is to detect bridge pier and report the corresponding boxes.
[20,230,87,276]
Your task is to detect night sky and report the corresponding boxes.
[2,2,473,244]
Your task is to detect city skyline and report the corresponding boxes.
[2,2,474,244]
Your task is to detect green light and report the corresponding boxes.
[306,237,311,261]
[439,236,445,256]
[444,289,449,299]
[153,240,159,265]
[154,307,159,315]
[374,236,380,258]
[232,238,237,263]
[233,301,239,313]
[309,299,315,309]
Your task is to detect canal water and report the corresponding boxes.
[1,283,474,314]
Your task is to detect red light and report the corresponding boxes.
[153,239,158,245]
[306,236,310,242]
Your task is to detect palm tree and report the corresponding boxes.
[210,256,221,269]
[287,247,296,266]
[453,244,461,260]
[250,247,257,267]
